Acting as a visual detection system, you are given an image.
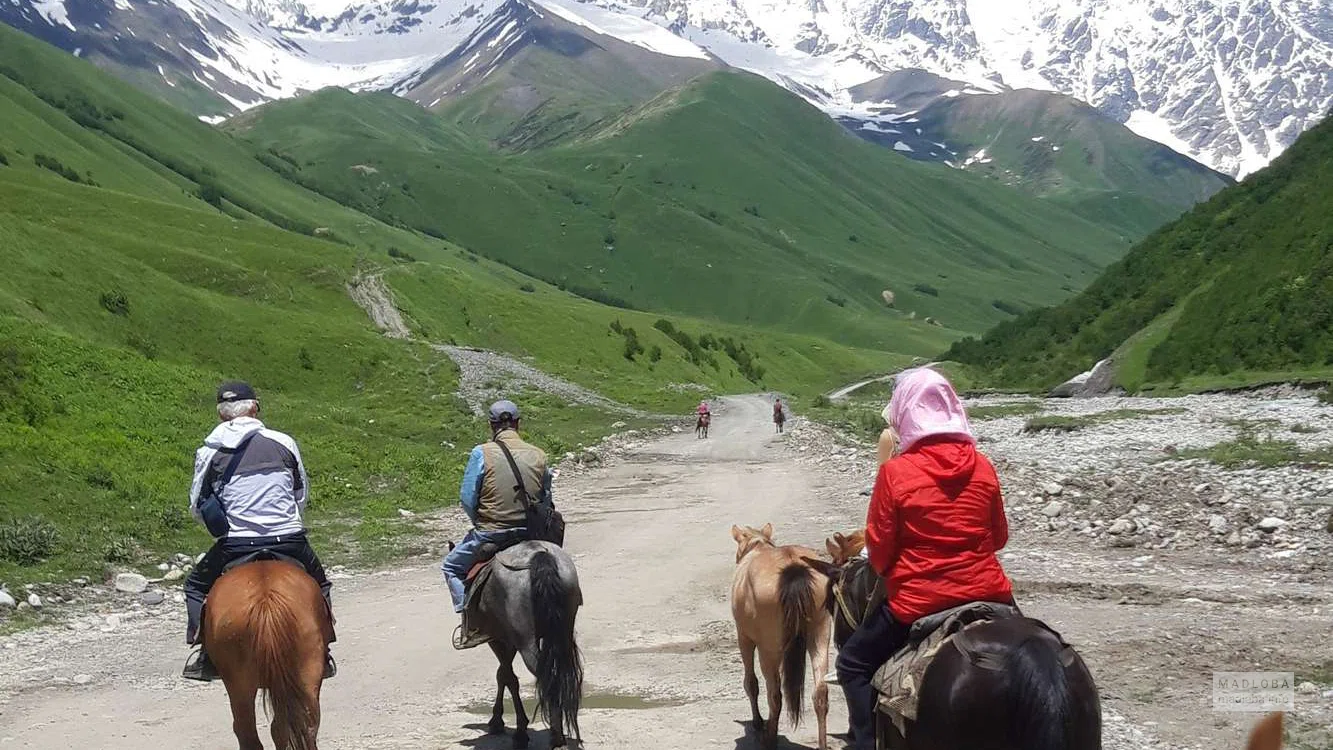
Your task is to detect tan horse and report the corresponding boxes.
[1246,713,1282,750]
[730,523,833,750]
[205,559,332,750]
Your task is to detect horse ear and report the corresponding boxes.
[1245,713,1283,750]
[731,525,743,542]
[826,538,843,563]
[760,523,773,540]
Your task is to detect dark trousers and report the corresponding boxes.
[836,604,911,750]
[184,533,333,644]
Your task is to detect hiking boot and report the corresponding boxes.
[182,647,218,682]
[324,652,337,680]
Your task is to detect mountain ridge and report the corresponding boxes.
[3,0,1329,176]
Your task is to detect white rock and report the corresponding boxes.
[0,591,15,609]
[1043,482,1064,497]
[1108,519,1135,535]
[26,594,41,609]
[103,615,120,630]
[611,421,628,429]
[1042,501,1065,518]
[1296,681,1318,695]
[72,674,92,685]
[1256,517,1287,533]
[157,563,171,572]
[114,573,149,594]
[1193,482,1212,494]
[163,569,185,583]
[397,508,415,518]
[1207,515,1229,533]
[141,591,165,606]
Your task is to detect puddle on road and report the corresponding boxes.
[464,691,691,714]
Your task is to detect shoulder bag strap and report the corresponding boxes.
[214,432,258,502]
[493,438,534,510]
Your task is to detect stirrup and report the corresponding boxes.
[452,623,490,651]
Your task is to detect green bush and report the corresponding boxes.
[99,290,130,316]
[34,153,83,183]
[0,517,60,566]
[913,283,940,297]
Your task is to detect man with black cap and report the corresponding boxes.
[442,399,555,643]
[181,381,336,681]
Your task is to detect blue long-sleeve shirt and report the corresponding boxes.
[459,446,554,525]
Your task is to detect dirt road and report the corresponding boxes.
[3,394,1327,749]
[0,396,850,749]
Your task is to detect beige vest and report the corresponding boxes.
[476,430,548,531]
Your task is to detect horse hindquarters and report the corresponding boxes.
[529,551,584,746]
[253,572,324,750]
[913,621,1100,750]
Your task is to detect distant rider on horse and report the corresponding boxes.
[835,368,1015,749]
[443,400,556,643]
[697,400,711,418]
[183,381,335,681]
[773,397,785,433]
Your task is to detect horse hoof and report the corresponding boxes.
[512,731,529,750]
[488,719,505,735]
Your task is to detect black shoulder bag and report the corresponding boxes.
[197,433,257,540]
[493,439,565,546]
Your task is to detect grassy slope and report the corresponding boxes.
[0,25,899,589]
[229,73,1135,348]
[915,90,1231,238]
[946,114,1333,393]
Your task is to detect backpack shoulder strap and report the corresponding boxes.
[492,438,533,509]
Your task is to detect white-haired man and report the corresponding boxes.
[181,381,335,681]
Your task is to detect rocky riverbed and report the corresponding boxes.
[781,388,1333,750]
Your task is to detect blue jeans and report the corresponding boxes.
[836,605,911,750]
[442,528,527,612]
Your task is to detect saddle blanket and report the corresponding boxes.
[871,601,1020,737]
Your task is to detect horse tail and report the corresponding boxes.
[530,549,583,741]
[1004,629,1078,750]
[778,562,814,727]
[252,577,318,750]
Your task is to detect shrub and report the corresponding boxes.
[992,299,1023,316]
[913,283,940,297]
[387,246,416,262]
[826,294,847,307]
[0,517,59,565]
[743,205,761,217]
[298,347,315,371]
[812,394,831,408]
[848,234,859,243]
[33,153,83,183]
[0,149,8,166]
[197,179,224,208]
[649,345,662,362]
[519,283,536,293]
[99,290,130,316]
[101,537,136,563]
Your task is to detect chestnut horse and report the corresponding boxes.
[697,412,711,439]
[1246,714,1282,750]
[205,559,332,750]
[730,524,833,750]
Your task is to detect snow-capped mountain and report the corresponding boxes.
[4,0,1330,176]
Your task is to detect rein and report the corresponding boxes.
[831,559,877,631]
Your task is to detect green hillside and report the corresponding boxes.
[229,73,1136,347]
[946,113,1333,393]
[0,24,902,591]
[913,90,1232,237]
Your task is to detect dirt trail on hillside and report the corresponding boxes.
[0,396,1318,749]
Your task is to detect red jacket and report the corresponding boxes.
[866,437,1013,623]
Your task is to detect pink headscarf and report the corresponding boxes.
[881,367,974,454]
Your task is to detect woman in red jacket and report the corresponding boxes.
[836,367,1015,749]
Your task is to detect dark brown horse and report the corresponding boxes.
[205,559,332,750]
[696,412,711,439]
[824,532,1101,750]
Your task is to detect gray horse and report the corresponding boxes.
[471,540,584,749]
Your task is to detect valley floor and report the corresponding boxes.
[1,394,1330,749]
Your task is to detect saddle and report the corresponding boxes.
[455,539,545,650]
[871,601,1022,738]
